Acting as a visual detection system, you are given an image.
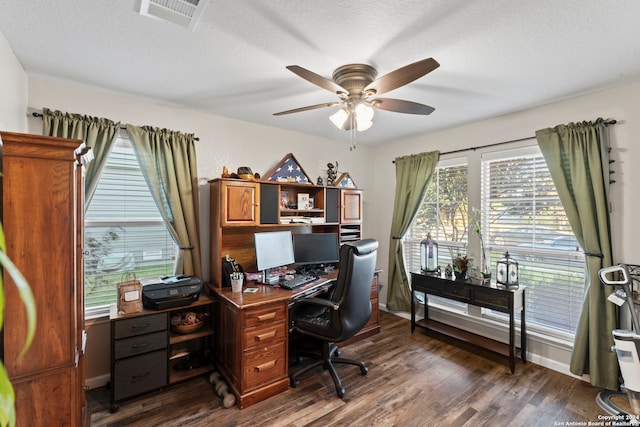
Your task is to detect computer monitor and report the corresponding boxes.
[293,232,339,274]
[254,231,295,284]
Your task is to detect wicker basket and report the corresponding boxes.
[172,321,205,334]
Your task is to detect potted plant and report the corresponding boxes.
[452,254,470,280]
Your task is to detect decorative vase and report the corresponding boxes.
[454,270,467,280]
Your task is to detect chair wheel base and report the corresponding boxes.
[336,387,346,398]
[360,366,368,375]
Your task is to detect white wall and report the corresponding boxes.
[0,31,27,132]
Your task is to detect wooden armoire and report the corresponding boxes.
[0,132,88,426]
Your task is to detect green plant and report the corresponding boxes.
[453,254,470,273]
[0,222,36,427]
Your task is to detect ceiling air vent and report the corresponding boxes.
[137,0,209,31]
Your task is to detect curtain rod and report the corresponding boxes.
[392,118,617,163]
[30,111,200,141]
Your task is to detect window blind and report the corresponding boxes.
[84,137,177,317]
[481,147,585,335]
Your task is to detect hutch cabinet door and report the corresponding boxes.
[340,189,363,224]
[220,180,260,226]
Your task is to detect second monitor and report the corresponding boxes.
[293,232,339,275]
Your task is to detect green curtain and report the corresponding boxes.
[535,118,617,389]
[126,124,203,279]
[387,151,440,311]
[42,108,119,209]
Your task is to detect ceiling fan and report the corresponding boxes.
[274,57,440,135]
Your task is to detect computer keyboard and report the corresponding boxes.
[279,274,317,290]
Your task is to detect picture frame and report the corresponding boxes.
[262,153,313,184]
[280,191,289,208]
[297,193,310,210]
[336,172,357,188]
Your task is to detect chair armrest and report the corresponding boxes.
[292,297,339,311]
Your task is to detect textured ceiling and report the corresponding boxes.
[2,0,640,145]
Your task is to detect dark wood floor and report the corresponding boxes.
[89,311,610,427]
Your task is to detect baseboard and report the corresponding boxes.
[86,373,111,390]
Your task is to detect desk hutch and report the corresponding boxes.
[208,178,379,408]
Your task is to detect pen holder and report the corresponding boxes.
[230,274,244,292]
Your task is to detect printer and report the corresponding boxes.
[141,275,202,310]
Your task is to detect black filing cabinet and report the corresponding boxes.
[109,295,215,412]
[110,312,168,411]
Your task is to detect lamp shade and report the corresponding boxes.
[329,108,349,129]
[329,103,374,131]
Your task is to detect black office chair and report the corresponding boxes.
[289,238,378,398]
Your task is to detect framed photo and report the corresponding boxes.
[307,197,315,209]
[280,191,289,208]
[297,193,309,210]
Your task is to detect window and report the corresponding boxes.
[404,159,468,309]
[404,145,585,338]
[482,147,584,336]
[84,137,178,317]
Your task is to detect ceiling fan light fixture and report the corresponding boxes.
[356,117,373,132]
[330,103,375,131]
[329,108,350,130]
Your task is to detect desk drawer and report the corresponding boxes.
[442,283,471,301]
[114,313,167,339]
[243,322,286,349]
[243,342,286,391]
[413,277,442,294]
[244,304,286,329]
[114,330,168,360]
[113,349,167,401]
[473,289,510,311]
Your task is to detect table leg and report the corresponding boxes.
[521,289,527,363]
[411,288,416,333]
[509,300,516,373]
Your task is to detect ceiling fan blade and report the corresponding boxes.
[371,98,435,115]
[286,65,348,96]
[273,101,341,116]
[364,57,440,96]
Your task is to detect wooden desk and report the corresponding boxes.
[410,272,526,373]
[209,270,380,408]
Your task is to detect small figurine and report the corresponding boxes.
[317,176,323,185]
[327,161,338,186]
[445,264,453,277]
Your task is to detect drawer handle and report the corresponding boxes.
[131,371,151,381]
[132,322,151,330]
[132,343,149,349]
[254,360,276,372]
[254,330,277,342]
[256,312,276,322]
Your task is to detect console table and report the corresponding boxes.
[410,272,526,373]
